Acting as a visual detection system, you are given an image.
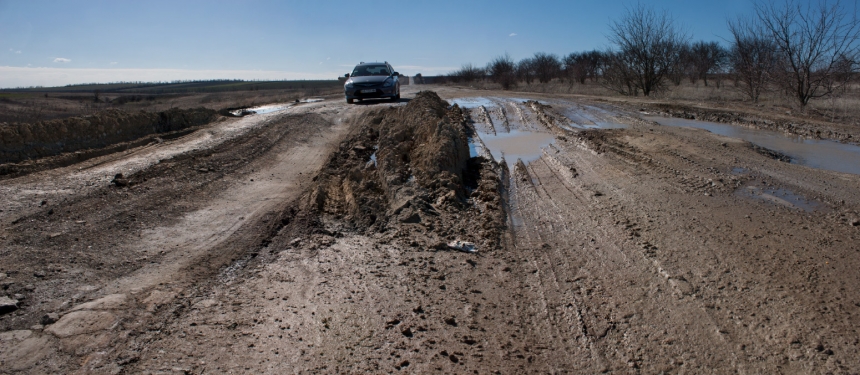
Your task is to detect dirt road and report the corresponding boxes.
[1,87,859,374]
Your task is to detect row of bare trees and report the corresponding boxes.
[446,1,860,111]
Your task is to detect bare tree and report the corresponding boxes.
[564,52,587,86]
[668,42,692,86]
[689,41,728,86]
[601,51,640,96]
[727,17,780,102]
[532,52,562,83]
[487,53,517,90]
[564,50,604,85]
[517,57,536,85]
[755,0,860,109]
[607,4,689,96]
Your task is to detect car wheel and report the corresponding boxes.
[346,97,353,104]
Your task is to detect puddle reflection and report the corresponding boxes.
[477,129,555,167]
[645,116,860,175]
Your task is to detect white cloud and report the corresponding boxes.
[9,48,22,54]
[0,66,342,88]
[509,33,517,37]
[53,57,71,63]
[326,57,331,60]
[110,62,118,65]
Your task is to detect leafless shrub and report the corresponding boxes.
[449,63,484,83]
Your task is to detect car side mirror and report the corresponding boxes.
[393,72,400,76]
[344,73,350,78]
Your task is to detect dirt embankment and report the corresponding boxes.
[643,102,860,143]
[305,91,505,250]
[0,107,217,164]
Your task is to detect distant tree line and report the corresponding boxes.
[445,0,860,111]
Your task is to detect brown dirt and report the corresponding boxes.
[0,107,217,165]
[1,86,859,374]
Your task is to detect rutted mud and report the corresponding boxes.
[2,87,860,374]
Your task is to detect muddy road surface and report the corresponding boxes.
[1,87,859,374]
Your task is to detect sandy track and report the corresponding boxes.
[2,87,859,374]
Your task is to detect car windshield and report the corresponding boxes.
[351,65,390,77]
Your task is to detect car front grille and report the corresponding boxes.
[354,82,379,88]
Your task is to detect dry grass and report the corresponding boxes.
[0,87,343,124]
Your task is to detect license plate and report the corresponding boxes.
[361,89,376,93]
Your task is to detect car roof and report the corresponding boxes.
[356,62,390,66]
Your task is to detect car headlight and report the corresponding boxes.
[345,81,354,89]
[382,78,393,87]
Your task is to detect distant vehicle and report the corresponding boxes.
[343,62,400,104]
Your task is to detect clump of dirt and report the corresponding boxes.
[302,91,505,250]
[0,107,217,164]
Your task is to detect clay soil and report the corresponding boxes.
[1,86,859,374]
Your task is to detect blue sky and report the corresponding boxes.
[0,0,754,88]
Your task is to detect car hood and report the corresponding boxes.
[348,76,392,84]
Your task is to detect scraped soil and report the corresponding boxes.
[1,87,859,374]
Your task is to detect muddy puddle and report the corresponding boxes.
[229,99,324,116]
[737,185,823,212]
[229,104,289,116]
[574,122,627,130]
[476,129,555,167]
[645,116,860,175]
[449,97,497,109]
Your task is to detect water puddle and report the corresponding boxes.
[227,99,323,116]
[230,104,291,116]
[737,185,822,212]
[449,97,497,109]
[580,122,628,130]
[645,116,860,175]
[468,138,483,158]
[367,145,379,167]
[450,97,548,108]
[477,129,555,167]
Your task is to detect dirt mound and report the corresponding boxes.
[0,107,217,164]
[303,91,505,249]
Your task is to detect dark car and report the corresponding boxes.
[344,62,400,104]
